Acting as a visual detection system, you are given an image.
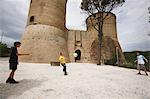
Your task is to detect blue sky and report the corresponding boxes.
[0,0,150,52]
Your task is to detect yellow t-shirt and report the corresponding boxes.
[59,56,66,64]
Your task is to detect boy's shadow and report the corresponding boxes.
[0,79,43,99]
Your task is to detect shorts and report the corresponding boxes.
[137,64,146,70]
[9,62,18,70]
[61,63,66,66]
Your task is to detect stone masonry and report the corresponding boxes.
[19,0,125,64]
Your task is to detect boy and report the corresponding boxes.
[135,52,148,76]
[6,41,29,84]
[59,52,68,75]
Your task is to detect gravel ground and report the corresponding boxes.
[0,59,150,99]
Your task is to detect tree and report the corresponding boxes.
[81,0,125,65]
[0,42,10,57]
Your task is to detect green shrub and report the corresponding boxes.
[119,62,137,69]
[119,62,150,72]
[0,42,10,57]
[105,54,117,65]
[124,51,150,71]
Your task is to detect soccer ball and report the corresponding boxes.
[73,53,78,57]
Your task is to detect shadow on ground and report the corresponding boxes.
[0,79,43,99]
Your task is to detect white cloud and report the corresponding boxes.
[0,0,30,45]
[115,0,150,51]
[66,0,87,30]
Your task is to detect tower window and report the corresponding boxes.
[30,16,34,22]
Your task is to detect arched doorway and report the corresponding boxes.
[75,50,81,62]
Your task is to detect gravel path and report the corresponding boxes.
[0,60,150,99]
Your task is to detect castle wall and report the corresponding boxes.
[19,0,125,64]
[86,13,118,41]
[68,30,91,63]
[19,25,69,63]
[19,0,69,63]
[68,13,125,64]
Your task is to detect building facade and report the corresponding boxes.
[19,0,125,64]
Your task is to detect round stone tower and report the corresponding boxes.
[19,0,69,63]
[86,12,125,64]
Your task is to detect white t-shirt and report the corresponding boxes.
[137,55,145,64]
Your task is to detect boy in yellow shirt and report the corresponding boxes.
[59,52,68,75]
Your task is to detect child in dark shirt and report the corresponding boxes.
[6,41,29,84]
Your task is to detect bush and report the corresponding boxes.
[124,51,150,71]
[0,42,10,57]
[119,62,150,72]
[145,63,150,72]
[119,62,137,69]
[105,54,117,65]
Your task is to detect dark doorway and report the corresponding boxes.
[75,50,81,62]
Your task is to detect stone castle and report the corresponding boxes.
[19,0,125,64]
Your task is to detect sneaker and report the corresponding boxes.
[64,73,68,75]
[6,77,11,83]
[10,79,19,84]
[137,72,141,75]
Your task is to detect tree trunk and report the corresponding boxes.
[97,13,103,65]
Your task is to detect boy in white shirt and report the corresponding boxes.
[135,52,148,76]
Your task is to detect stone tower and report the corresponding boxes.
[19,0,125,64]
[19,0,69,63]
